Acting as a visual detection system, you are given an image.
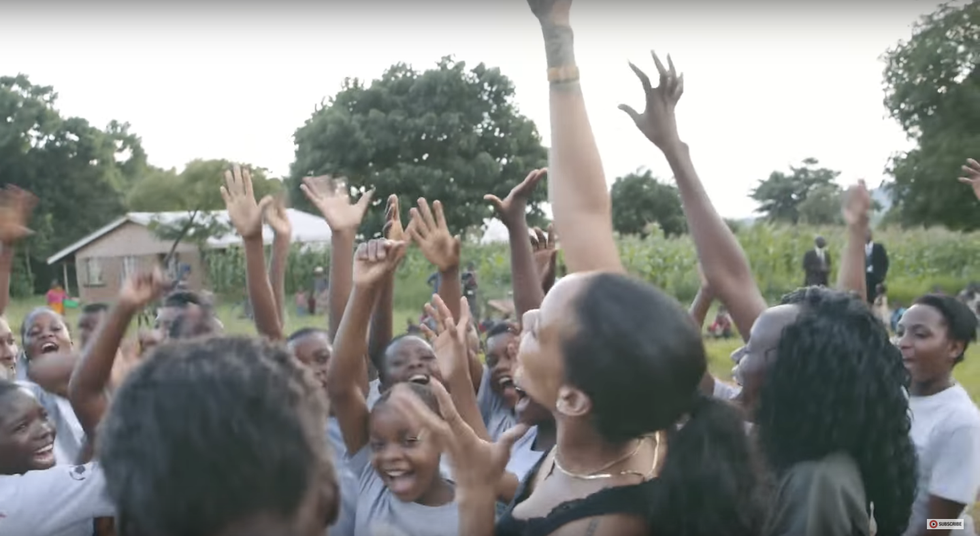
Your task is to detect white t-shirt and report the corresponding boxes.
[712,378,742,401]
[904,384,980,536]
[0,463,114,536]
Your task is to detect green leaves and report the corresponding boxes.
[288,57,548,238]
[882,1,980,230]
[610,169,686,238]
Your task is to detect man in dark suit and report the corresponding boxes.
[803,235,832,286]
[865,230,889,303]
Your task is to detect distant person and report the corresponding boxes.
[426,271,441,293]
[45,280,68,316]
[707,306,733,339]
[310,267,327,315]
[294,288,309,316]
[802,235,831,286]
[890,301,907,333]
[461,261,479,318]
[865,229,889,303]
[873,283,890,327]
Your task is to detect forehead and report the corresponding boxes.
[486,331,515,352]
[0,318,11,337]
[369,403,422,435]
[538,273,590,323]
[25,311,63,330]
[898,304,944,327]
[289,332,331,353]
[749,304,800,349]
[79,310,106,323]
[385,336,432,360]
[0,388,41,425]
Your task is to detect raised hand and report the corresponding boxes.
[958,158,980,201]
[382,194,411,242]
[409,199,460,272]
[119,267,168,310]
[530,224,558,287]
[385,379,528,489]
[353,238,407,288]
[841,179,872,227]
[220,165,273,240]
[263,196,292,237]
[300,175,373,233]
[420,294,471,381]
[526,0,572,26]
[619,51,685,150]
[0,185,38,245]
[485,168,547,228]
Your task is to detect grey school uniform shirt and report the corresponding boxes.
[327,417,357,536]
[0,463,114,536]
[347,446,459,536]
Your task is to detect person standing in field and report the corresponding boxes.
[802,235,831,287]
[310,266,327,315]
[865,230,889,304]
[45,281,68,316]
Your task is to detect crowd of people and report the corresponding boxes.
[2,2,980,536]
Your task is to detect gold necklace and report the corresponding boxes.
[552,432,661,481]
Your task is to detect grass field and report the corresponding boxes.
[19,296,980,404]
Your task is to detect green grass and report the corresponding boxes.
[26,297,980,405]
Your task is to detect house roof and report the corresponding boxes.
[46,209,333,265]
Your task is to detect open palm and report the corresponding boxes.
[0,185,37,245]
[485,168,547,227]
[959,158,980,201]
[221,165,272,239]
[264,197,292,236]
[409,199,460,272]
[353,239,407,288]
[300,175,373,233]
[619,51,685,150]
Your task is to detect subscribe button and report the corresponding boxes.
[927,519,965,530]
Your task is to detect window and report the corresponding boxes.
[83,257,104,286]
[122,256,137,282]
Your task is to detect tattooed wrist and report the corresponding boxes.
[540,23,576,69]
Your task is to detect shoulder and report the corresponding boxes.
[779,453,865,503]
[934,386,980,430]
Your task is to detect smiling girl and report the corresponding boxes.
[0,380,113,536]
[328,238,459,536]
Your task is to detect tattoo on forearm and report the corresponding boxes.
[584,518,600,536]
[541,24,576,69]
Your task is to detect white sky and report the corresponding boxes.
[1,1,936,220]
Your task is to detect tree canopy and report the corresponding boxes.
[0,75,147,293]
[288,56,549,238]
[882,0,980,230]
[127,159,282,212]
[609,169,686,238]
[750,158,841,225]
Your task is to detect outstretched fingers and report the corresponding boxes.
[388,383,457,447]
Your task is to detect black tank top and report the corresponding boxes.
[495,453,659,536]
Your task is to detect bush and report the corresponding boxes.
[203,224,980,315]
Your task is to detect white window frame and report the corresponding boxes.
[83,257,104,286]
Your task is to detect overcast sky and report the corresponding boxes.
[1,1,937,219]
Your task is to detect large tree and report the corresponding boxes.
[750,158,840,224]
[127,159,282,212]
[0,75,145,293]
[288,57,549,238]
[609,169,686,238]
[882,0,980,230]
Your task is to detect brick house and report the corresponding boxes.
[46,210,331,304]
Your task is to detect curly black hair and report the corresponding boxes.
[99,336,337,536]
[758,287,917,536]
